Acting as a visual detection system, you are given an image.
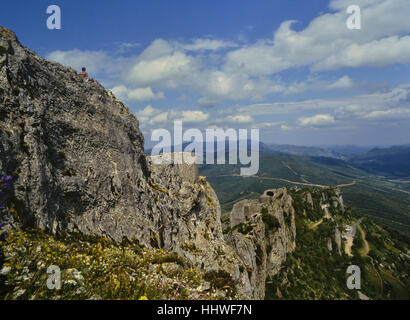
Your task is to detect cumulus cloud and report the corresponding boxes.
[224,0,410,75]
[226,115,253,123]
[138,105,159,117]
[111,85,164,102]
[149,112,169,125]
[120,39,284,102]
[177,111,209,123]
[47,49,114,74]
[124,51,197,88]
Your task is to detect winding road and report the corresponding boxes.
[344,218,363,256]
[217,174,356,189]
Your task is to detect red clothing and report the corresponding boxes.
[79,71,88,77]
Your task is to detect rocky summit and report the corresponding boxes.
[1,27,409,300]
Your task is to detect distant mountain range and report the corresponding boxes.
[349,146,410,178]
[263,144,346,159]
[147,141,410,179]
[263,144,410,178]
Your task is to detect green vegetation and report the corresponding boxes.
[261,207,280,235]
[0,229,237,300]
[255,244,263,266]
[223,222,253,235]
[203,270,237,296]
[265,212,356,300]
[235,223,253,235]
[264,189,410,300]
[61,168,75,177]
[0,45,7,55]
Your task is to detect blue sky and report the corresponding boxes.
[2,0,410,147]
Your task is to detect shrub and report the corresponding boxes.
[262,208,280,235]
[255,244,263,266]
[204,270,237,295]
[1,229,232,300]
[234,222,253,235]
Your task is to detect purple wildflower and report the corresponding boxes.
[0,231,8,241]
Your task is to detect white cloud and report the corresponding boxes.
[138,39,174,60]
[327,76,354,89]
[47,49,113,74]
[124,51,196,88]
[226,115,253,123]
[134,106,209,126]
[314,36,410,71]
[195,70,285,103]
[220,84,410,120]
[280,124,293,131]
[120,39,284,102]
[121,39,199,88]
[149,112,169,125]
[111,85,164,102]
[134,105,163,125]
[364,108,410,120]
[224,0,410,75]
[177,111,209,123]
[180,39,237,51]
[299,114,336,127]
[127,87,164,102]
[110,85,128,100]
[138,105,159,117]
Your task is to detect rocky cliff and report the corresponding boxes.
[224,188,296,299]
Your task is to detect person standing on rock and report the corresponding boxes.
[79,67,88,78]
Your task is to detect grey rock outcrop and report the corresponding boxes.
[224,188,296,299]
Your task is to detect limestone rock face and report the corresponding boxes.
[224,188,296,299]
